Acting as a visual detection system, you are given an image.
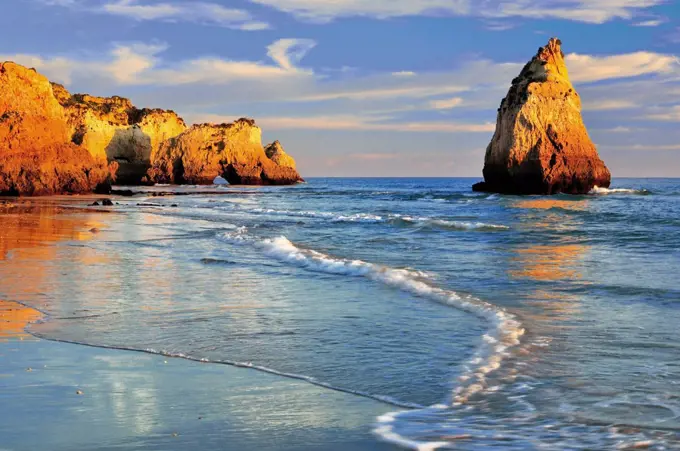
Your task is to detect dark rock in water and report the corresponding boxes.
[473,38,611,195]
[101,199,114,206]
[90,201,100,206]
[110,189,135,197]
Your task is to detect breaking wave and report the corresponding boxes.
[218,229,524,400]
[590,186,651,195]
[228,206,510,230]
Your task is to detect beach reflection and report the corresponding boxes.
[0,300,43,341]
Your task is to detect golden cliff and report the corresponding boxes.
[265,140,297,170]
[0,62,112,195]
[473,38,611,194]
[0,61,302,193]
[52,84,187,185]
[148,120,303,185]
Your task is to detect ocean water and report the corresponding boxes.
[2,177,680,450]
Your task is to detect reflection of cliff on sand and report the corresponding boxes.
[0,300,43,341]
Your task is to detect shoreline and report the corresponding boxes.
[0,199,397,451]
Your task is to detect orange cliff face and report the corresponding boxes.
[52,83,187,185]
[473,38,611,195]
[148,120,304,185]
[0,62,113,195]
[1,61,303,190]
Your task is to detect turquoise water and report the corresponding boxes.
[2,178,680,449]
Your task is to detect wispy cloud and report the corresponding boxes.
[44,0,270,30]
[1,38,314,86]
[429,97,464,110]
[566,51,679,83]
[266,39,317,71]
[188,113,495,133]
[644,105,680,122]
[583,100,638,111]
[633,19,665,27]
[247,0,664,24]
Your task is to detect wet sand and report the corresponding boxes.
[0,197,395,451]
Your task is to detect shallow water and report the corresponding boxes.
[1,178,679,449]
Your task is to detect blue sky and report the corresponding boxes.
[1,0,680,177]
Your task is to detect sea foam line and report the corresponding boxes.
[590,186,650,195]
[218,229,525,449]
[219,230,524,405]
[220,205,509,230]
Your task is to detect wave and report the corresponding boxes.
[590,186,651,195]
[217,229,524,449]
[391,216,510,231]
[227,206,510,230]
[219,230,524,402]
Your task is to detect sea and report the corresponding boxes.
[2,177,680,450]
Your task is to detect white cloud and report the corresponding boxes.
[633,19,665,27]
[248,0,663,24]
[429,97,464,110]
[392,71,417,77]
[266,39,317,71]
[296,84,472,102]
[45,0,270,30]
[188,113,495,133]
[583,100,638,111]
[0,39,313,87]
[645,105,680,121]
[566,51,679,83]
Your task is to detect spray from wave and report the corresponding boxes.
[590,186,651,195]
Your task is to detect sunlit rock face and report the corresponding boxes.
[148,119,303,185]
[0,62,112,195]
[52,84,187,185]
[265,140,297,170]
[473,38,611,195]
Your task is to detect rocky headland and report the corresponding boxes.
[0,62,113,195]
[148,120,303,186]
[52,83,187,185]
[0,62,303,195]
[473,38,611,195]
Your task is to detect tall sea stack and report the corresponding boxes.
[473,38,611,195]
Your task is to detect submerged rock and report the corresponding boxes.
[473,38,611,195]
[52,84,187,185]
[0,62,113,196]
[148,119,303,185]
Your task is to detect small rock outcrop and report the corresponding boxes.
[264,140,297,170]
[473,38,611,194]
[148,119,303,185]
[0,62,112,195]
[53,84,187,185]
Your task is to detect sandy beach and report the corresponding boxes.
[0,197,395,451]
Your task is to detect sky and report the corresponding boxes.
[1,0,679,177]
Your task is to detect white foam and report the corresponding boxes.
[238,207,509,230]
[393,215,509,231]
[219,230,524,408]
[590,186,649,195]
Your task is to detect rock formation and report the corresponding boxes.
[473,38,611,195]
[1,61,302,192]
[52,84,186,185]
[148,119,303,185]
[265,140,297,170]
[0,62,112,195]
